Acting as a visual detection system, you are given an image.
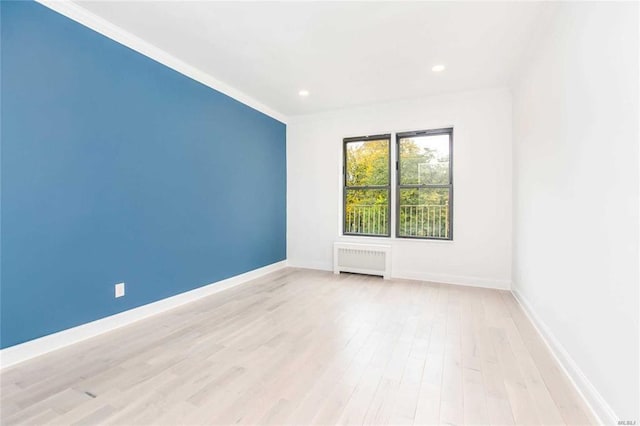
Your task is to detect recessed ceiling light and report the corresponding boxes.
[432,65,445,72]
[298,90,309,97]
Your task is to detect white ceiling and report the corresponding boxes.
[73,1,550,117]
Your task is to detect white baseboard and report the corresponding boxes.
[393,270,511,290]
[0,260,288,370]
[511,288,617,425]
[288,259,511,290]
[287,259,333,272]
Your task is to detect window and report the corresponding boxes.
[342,128,452,240]
[343,135,391,236]
[397,128,453,239]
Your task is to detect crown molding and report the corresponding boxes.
[35,0,288,124]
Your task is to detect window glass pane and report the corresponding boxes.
[345,188,389,235]
[399,134,450,185]
[398,188,450,238]
[345,139,389,187]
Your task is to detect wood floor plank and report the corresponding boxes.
[413,283,447,426]
[484,290,541,426]
[473,289,516,426]
[460,287,490,425]
[0,269,597,426]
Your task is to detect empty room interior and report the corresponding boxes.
[1,1,638,425]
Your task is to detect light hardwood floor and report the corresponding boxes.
[1,268,597,425]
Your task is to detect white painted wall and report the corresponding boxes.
[287,88,513,289]
[512,2,639,422]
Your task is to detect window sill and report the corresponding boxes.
[337,235,454,244]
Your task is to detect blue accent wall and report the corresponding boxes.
[0,1,286,349]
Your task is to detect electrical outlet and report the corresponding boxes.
[115,282,125,298]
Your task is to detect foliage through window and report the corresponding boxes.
[397,129,453,239]
[343,135,390,236]
[342,129,453,240]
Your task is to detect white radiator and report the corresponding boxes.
[333,242,391,279]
